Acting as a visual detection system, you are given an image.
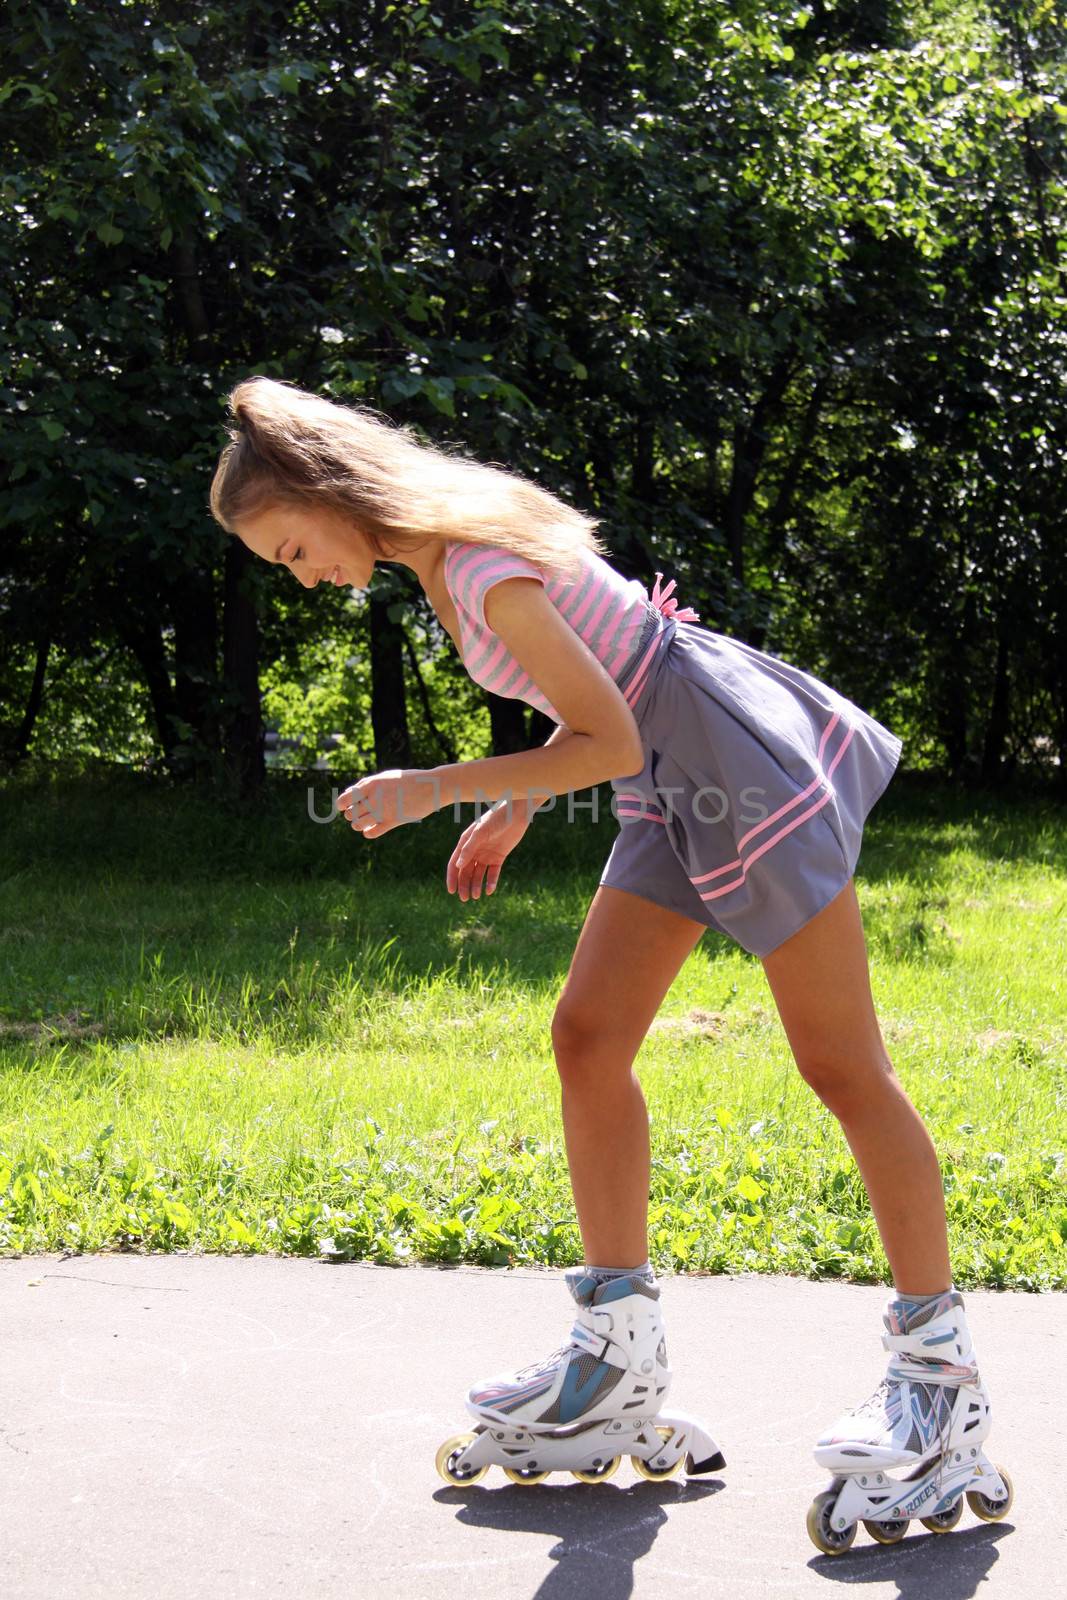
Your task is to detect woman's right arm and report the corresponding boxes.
[506,722,574,822]
[446,723,574,899]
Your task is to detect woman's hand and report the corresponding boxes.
[337,769,442,838]
[447,797,537,900]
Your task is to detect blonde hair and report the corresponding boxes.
[209,376,610,582]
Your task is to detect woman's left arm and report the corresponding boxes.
[430,576,644,810]
[337,578,645,837]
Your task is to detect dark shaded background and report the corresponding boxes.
[2,0,1064,796]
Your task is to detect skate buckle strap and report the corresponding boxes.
[881,1331,960,1356]
[882,1332,914,1353]
[569,1311,613,1362]
[881,1332,979,1385]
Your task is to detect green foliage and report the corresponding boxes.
[1,0,1064,784]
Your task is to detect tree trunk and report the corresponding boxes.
[222,538,264,796]
[587,425,617,507]
[172,564,221,776]
[401,630,457,764]
[632,414,655,505]
[173,231,213,357]
[939,583,977,780]
[765,376,828,554]
[4,634,51,760]
[749,376,828,651]
[117,616,180,765]
[723,351,797,629]
[980,624,1011,785]
[724,418,751,590]
[488,696,529,756]
[527,708,556,747]
[368,591,412,767]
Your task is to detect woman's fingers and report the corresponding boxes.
[447,850,497,900]
[456,856,484,900]
[446,845,469,895]
[446,811,518,899]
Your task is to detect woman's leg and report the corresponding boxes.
[760,877,951,1294]
[551,884,706,1267]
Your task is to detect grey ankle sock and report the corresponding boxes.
[584,1260,656,1286]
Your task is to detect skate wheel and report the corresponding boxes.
[806,1488,857,1556]
[966,1463,1014,1523]
[571,1454,621,1484]
[863,1516,910,1545]
[503,1464,551,1486]
[435,1432,488,1486]
[920,1498,964,1533]
[632,1425,684,1482]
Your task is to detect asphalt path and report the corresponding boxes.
[1,1256,1061,1598]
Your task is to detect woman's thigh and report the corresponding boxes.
[553,885,706,1064]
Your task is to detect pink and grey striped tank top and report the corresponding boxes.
[443,540,656,724]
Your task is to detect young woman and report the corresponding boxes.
[210,376,1009,1549]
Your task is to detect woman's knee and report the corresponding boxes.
[550,997,636,1084]
[795,1049,897,1116]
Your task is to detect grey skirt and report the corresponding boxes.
[599,610,903,958]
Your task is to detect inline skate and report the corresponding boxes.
[436,1268,726,1486]
[806,1287,1013,1555]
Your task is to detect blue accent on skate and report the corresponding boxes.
[597,1276,643,1305]
[886,1288,963,1334]
[564,1268,601,1306]
[557,1358,612,1423]
[470,1378,554,1413]
[565,1268,654,1309]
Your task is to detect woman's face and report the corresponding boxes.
[235,501,378,590]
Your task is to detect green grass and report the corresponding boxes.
[1,766,1065,1288]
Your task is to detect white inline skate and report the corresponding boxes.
[806,1287,1013,1555]
[435,1268,726,1486]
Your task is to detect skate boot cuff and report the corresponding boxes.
[880,1303,980,1386]
[565,1267,660,1309]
